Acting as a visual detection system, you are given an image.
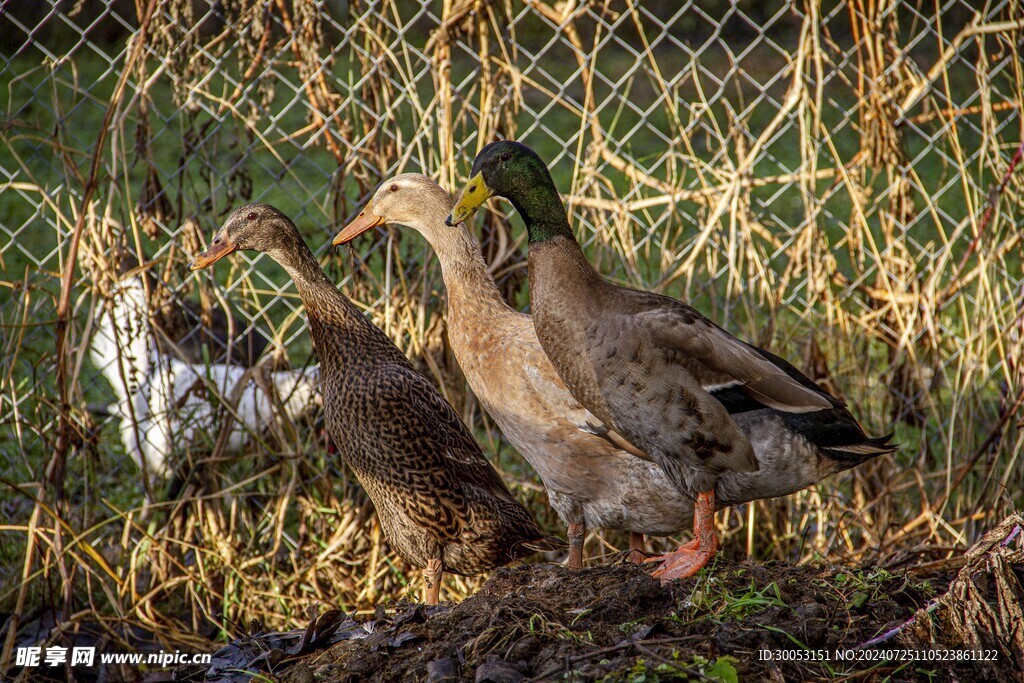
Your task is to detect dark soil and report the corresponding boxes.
[185,517,1024,683]
[200,559,978,683]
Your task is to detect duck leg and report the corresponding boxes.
[626,532,647,564]
[567,522,585,570]
[423,558,443,604]
[644,490,718,582]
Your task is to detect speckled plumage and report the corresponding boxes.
[192,203,560,599]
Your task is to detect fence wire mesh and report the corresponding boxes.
[0,0,1022,634]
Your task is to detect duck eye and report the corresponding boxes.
[500,152,512,162]
[212,236,221,244]
[390,184,399,192]
[247,211,257,220]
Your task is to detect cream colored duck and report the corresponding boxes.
[335,173,894,573]
[446,141,896,581]
[335,174,688,568]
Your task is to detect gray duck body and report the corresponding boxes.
[529,238,759,495]
[530,239,890,503]
[453,141,895,508]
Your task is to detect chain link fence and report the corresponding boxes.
[0,0,1022,633]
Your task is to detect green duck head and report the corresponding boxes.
[446,140,573,243]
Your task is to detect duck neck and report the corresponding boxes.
[505,171,575,244]
[420,219,509,314]
[267,238,361,325]
[506,173,605,292]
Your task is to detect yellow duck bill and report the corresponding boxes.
[333,210,386,246]
[445,171,493,226]
[189,232,239,270]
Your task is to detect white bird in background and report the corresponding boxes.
[89,269,320,481]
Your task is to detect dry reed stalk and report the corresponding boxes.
[1,2,160,668]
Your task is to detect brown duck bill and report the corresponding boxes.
[189,232,239,270]
[333,210,386,246]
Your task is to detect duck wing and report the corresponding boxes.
[620,290,896,460]
[625,289,833,414]
[383,364,520,506]
[522,354,652,462]
[382,365,562,559]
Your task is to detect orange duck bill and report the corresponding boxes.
[644,489,719,582]
[333,210,386,246]
[189,231,239,270]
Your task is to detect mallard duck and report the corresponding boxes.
[337,174,898,570]
[446,141,896,581]
[90,268,319,480]
[190,203,562,603]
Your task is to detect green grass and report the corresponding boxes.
[679,571,787,622]
[615,654,739,683]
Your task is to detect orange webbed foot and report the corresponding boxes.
[626,531,648,564]
[649,545,715,581]
[643,536,700,565]
[645,489,718,584]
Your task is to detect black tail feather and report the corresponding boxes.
[822,432,897,464]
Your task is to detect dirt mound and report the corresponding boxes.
[251,560,948,682]
[184,516,1024,682]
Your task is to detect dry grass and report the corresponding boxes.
[0,0,1021,666]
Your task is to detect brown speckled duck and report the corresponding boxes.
[190,203,562,603]
[446,141,896,582]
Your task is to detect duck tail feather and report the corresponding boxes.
[823,432,898,463]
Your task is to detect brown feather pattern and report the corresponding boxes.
[349,175,895,560]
